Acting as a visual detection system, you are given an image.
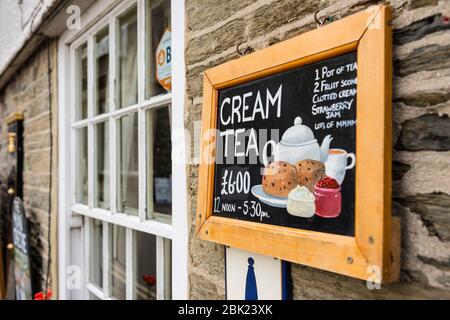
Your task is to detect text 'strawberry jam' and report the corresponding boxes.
[314,176,342,218]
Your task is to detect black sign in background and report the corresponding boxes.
[12,197,32,300]
[213,52,357,236]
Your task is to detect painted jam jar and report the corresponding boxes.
[314,176,341,218]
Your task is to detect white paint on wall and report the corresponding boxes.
[0,0,58,75]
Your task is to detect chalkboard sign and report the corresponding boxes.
[212,52,357,236]
[12,197,32,300]
[197,5,400,283]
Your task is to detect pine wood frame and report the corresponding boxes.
[196,4,400,283]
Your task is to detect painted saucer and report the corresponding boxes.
[251,185,287,208]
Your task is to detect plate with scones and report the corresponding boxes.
[251,159,326,209]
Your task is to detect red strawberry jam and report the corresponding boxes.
[314,176,341,218]
[316,176,340,189]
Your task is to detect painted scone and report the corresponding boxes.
[314,176,341,218]
[287,185,315,218]
[262,161,298,197]
[295,159,326,192]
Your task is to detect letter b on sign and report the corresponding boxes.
[166,46,171,64]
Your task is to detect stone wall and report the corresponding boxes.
[0,40,58,296]
[186,0,450,299]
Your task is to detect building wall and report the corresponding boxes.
[0,40,58,296]
[0,0,58,74]
[186,0,450,299]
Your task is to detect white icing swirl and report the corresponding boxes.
[288,186,315,201]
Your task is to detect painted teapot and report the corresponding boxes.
[262,117,333,166]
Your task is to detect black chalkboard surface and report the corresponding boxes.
[212,52,357,236]
[12,197,32,299]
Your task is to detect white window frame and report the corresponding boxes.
[58,0,188,299]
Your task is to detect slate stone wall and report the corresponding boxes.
[186,0,450,299]
[0,40,58,296]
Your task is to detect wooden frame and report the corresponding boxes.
[196,4,400,283]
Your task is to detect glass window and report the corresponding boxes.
[118,6,138,108]
[89,293,101,300]
[133,232,172,300]
[146,0,171,98]
[134,231,156,300]
[75,43,88,120]
[110,224,126,299]
[75,127,88,204]
[95,121,110,209]
[117,113,139,215]
[89,219,103,287]
[69,1,177,301]
[94,28,109,115]
[147,106,172,220]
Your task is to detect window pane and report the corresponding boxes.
[75,43,88,120]
[110,224,126,299]
[94,28,109,115]
[145,0,171,98]
[118,113,139,215]
[89,293,101,300]
[147,106,172,219]
[89,219,103,287]
[75,127,88,204]
[118,6,138,107]
[95,121,110,209]
[134,231,156,300]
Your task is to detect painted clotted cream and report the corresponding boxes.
[287,185,315,218]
